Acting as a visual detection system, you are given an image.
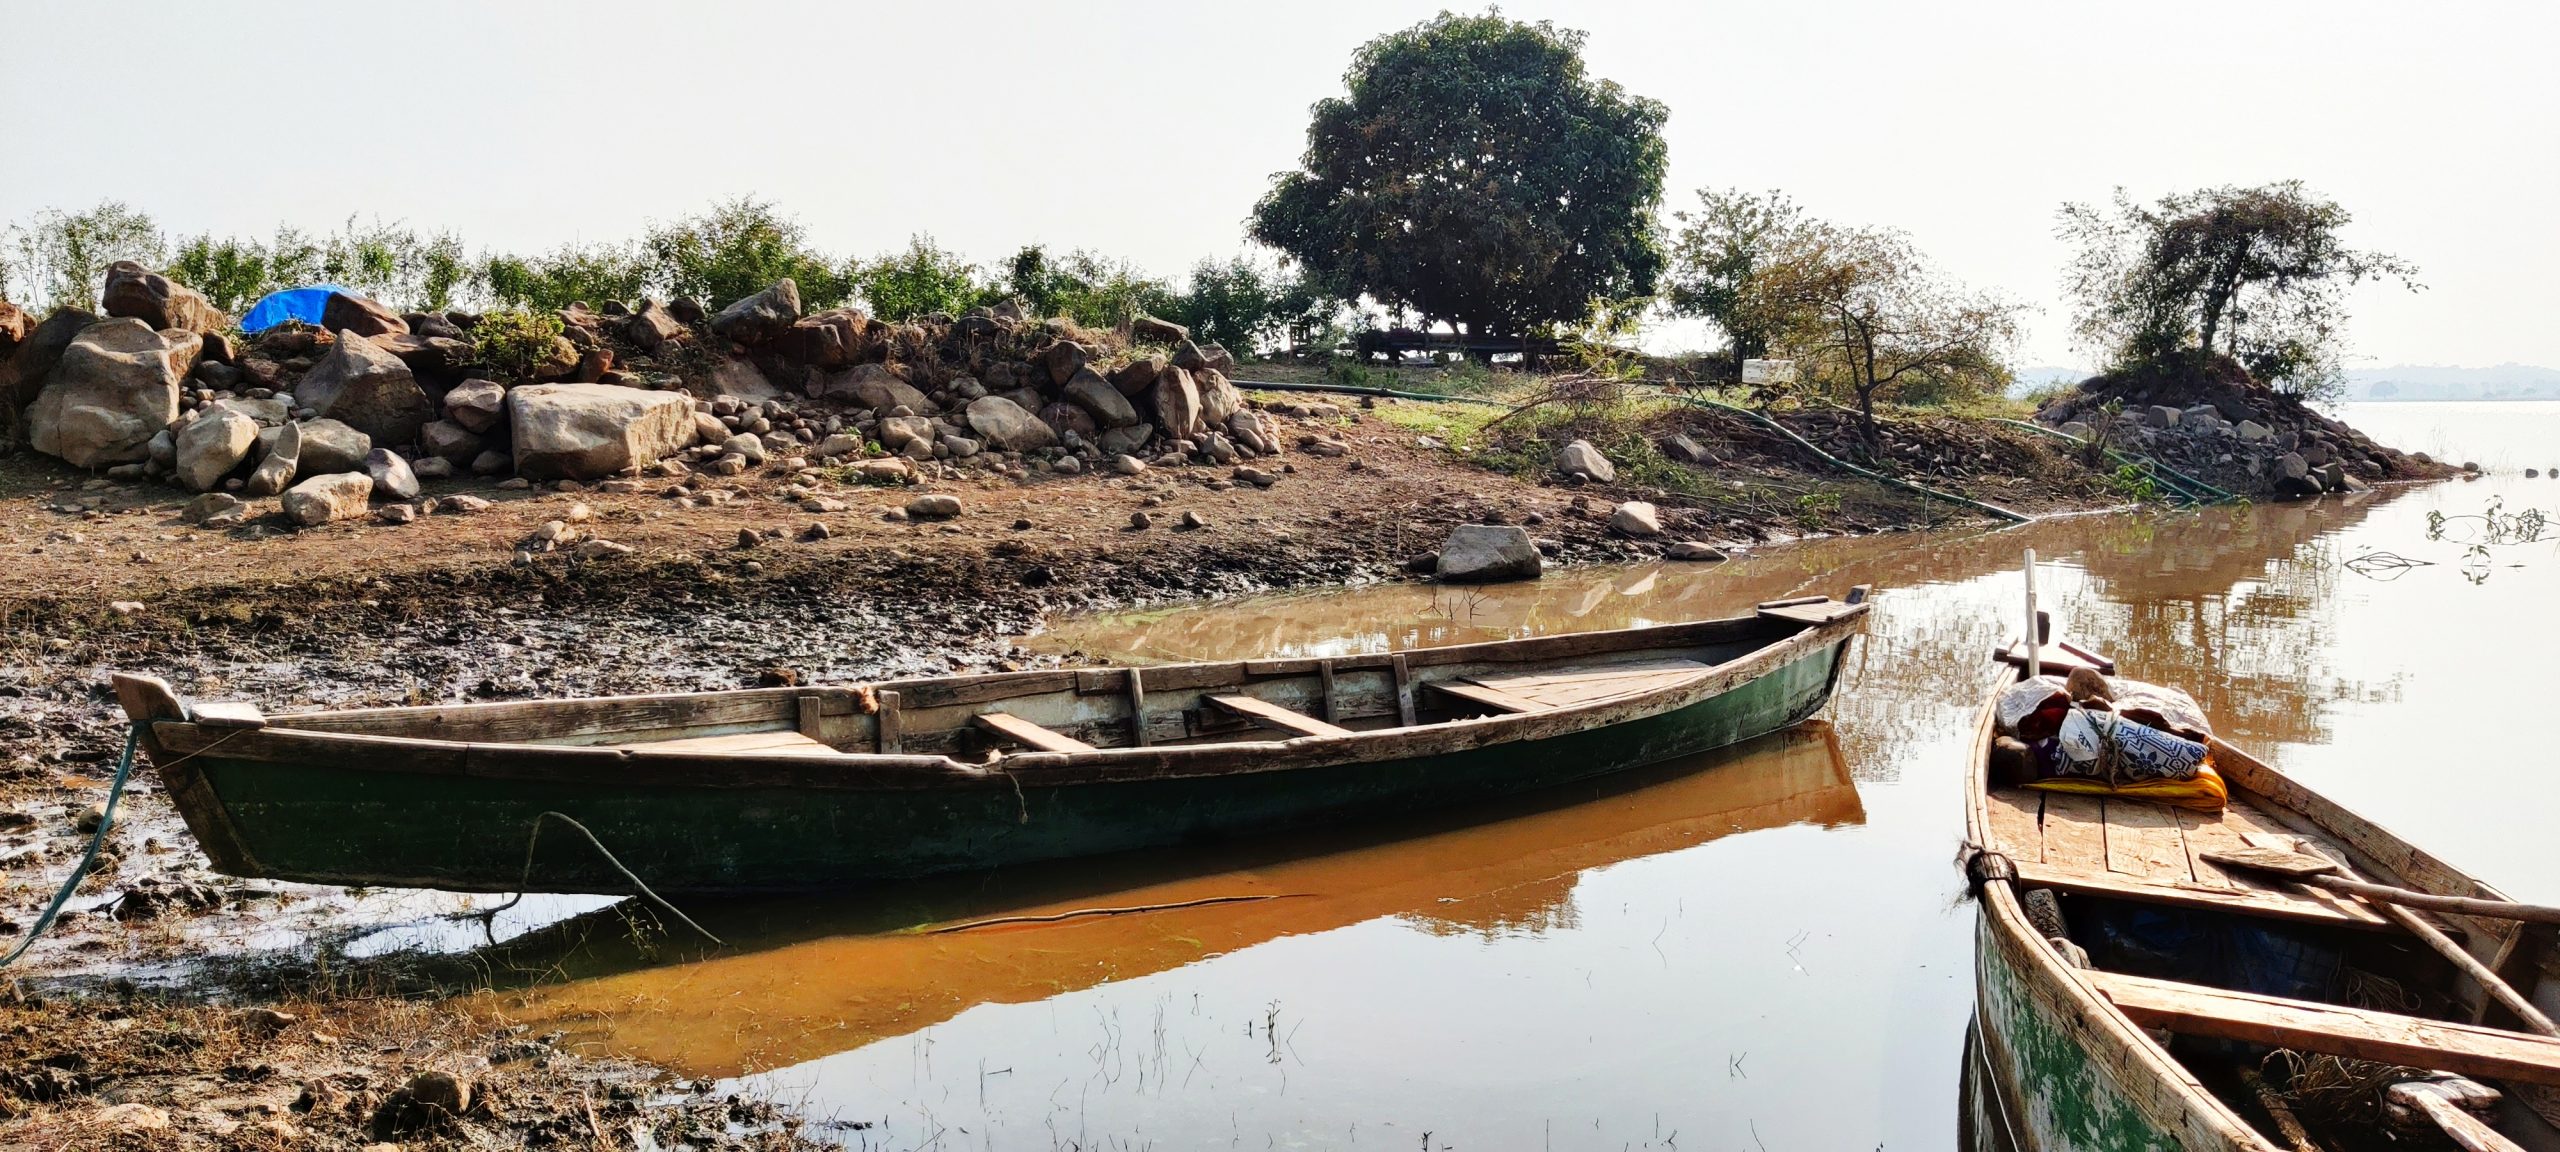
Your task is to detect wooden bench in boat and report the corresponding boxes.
[1984,787,2393,929]
[2082,968,2560,1087]
[621,730,842,757]
[1206,695,1353,739]
[971,712,1096,753]
[1428,659,1720,716]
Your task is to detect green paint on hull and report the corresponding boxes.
[1974,915,2184,1152]
[185,644,1846,893]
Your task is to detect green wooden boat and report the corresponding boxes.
[112,589,1871,895]
[1965,623,2560,1151]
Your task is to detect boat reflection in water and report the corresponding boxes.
[491,721,1863,1080]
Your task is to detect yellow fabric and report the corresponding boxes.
[2027,761,2228,811]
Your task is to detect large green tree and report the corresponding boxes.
[2057,182,2417,399]
[1250,12,1668,341]
[1663,188,1808,377]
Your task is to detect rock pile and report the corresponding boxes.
[4,276,1282,523]
[2035,371,2449,499]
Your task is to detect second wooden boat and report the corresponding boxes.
[1966,613,2560,1150]
[111,589,1870,895]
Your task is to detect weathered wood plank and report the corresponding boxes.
[1983,789,2045,864]
[2215,803,2385,923]
[2106,799,2193,883]
[1390,653,1417,726]
[972,712,1097,754]
[1127,667,1151,748]
[1425,681,1543,715]
[1207,695,1353,739]
[2083,969,2560,1086]
[2176,808,2240,889]
[2037,793,2111,874]
[892,671,1079,710]
[2017,862,2392,929]
[875,690,903,755]
[622,730,840,757]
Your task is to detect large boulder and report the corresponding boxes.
[1196,369,1242,428]
[1558,439,1616,483]
[1,307,100,418]
[174,405,258,491]
[321,292,408,337]
[705,357,779,402]
[1111,356,1164,398]
[1063,367,1138,427]
[282,471,372,526]
[621,299,685,352]
[817,362,933,413]
[1042,341,1087,387]
[1609,500,1664,537]
[295,419,372,475]
[1151,365,1203,438]
[507,383,696,480]
[1436,525,1543,583]
[1131,314,1189,344]
[775,308,865,367]
[708,279,801,345]
[296,332,432,447]
[1039,401,1098,443]
[419,419,483,465]
[100,261,225,334]
[26,318,192,467]
[964,395,1057,452]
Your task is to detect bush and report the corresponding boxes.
[856,235,995,322]
[483,243,651,311]
[471,309,566,382]
[0,201,165,310]
[643,198,852,309]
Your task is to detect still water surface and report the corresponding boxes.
[501,402,2560,1149]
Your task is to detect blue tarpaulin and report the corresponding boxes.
[239,285,352,333]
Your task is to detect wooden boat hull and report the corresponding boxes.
[133,621,1856,894]
[1972,899,2195,1152]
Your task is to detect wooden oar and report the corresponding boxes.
[2386,1078,2525,1152]
[2203,847,2560,927]
[2207,845,2560,1038]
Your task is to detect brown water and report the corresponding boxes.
[496,402,2560,1149]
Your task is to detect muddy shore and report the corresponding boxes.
[0,394,2157,1147]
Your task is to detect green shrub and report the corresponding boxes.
[856,235,996,322]
[643,198,853,309]
[471,309,566,381]
[483,243,651,311]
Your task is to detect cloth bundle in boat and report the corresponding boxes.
[1996,675,2227,810]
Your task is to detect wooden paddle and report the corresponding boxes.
[2206,845,2560,1039]
[2387,1078,2527,1152]
[2202,847,2560,927]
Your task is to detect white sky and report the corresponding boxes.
[3,0,2550,369]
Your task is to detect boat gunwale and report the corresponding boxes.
[128,603,1869,794]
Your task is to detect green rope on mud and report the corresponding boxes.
[1664,392,2034,523]
[1990,417,2239,506]
[1229,378,1512,407]
[0,723,141,968]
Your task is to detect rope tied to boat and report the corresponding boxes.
[476,811,723,948]
[0,722,144,968]
[1957,841,2016,898]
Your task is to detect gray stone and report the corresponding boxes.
[1131,314,1188,344]
[2276,452,2309,480]
[940,434,981,458]
[1227,409,1278,456]
[1558,439,1615,483]
[470,449,510,476]
[878,415,936,453]
[2143,404,2181,429]
[243,421,300,497]
[1042,340,1087,387]
[411,456,454,480]
[282,472,371,526]
[1609,500,1663,537]
[443,378,506,433]
[708,279,801,344]
[1038,401,1098,444]
[707,357,779,402]
[720,432,768,465]
[1660,433,1714,464]
[321,292,406,337]
[365,448,419,501]
[174,405,257,491]
[1196,368,1243,428]
[905,493,963,520]
[1151,366,1203,438]
[215,395,289,426]
[420,419,483,465]
[100,260,225,334]
[813,432,863,458]
[508,383,697,480]
[621,299,685,352]
[964,395,1058,451]
[1064,367,1139,427]
[294,419,372,475]
[1667,542,1727,562]
[146,427,176,468]
[817,362,933,413]
[179,492,239,525]
[1435,524,1543,584]
[1098,423,1155,457]
[27,318,192,467]
[2059,421,2096,441]
[296,332,431,447]
[1111,356,1165,398]
[1111,453,1147,475]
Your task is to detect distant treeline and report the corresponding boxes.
[0,198,1341,356]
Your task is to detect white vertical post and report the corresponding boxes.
[2023,548,2041,680]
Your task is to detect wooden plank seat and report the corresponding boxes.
[1206,695,1353,739]
[2082,968,2560,1087]
[1426,680,1546,715]
[1985,788,2392,929]
[1468,659,1715,710]
[1758,600,1863,626]
[620,729,842,757]
[971,712,1095,753]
